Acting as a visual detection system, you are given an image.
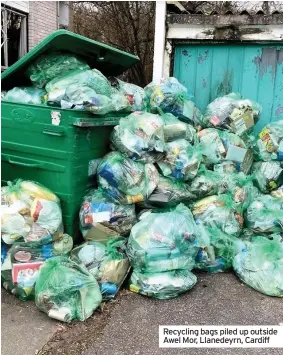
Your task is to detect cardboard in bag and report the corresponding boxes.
[85,223,120,244]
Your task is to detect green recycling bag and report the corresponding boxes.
[195,224,246,273]
[252,161,283,193]
[79,188,136,238]
[190,165,220,199]
[192,194,244,237]
[25,52,89,88]
[137,175,196,209]
[233,235,283,297]
[3,87,46,105]
[129,269,197,299]
[157,139,202,181]
[161,111,198,144]
[97,151,159,204]
[127,204,199,273]
[70,238,130,300]
[110,112,165,163]
[245,194,283,234]
[111,77,146,111]
[255,120,283,161]
[144,77,204,128]
[203,92,261,135]
[35,257,102,322]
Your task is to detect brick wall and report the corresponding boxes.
[28,1,58,50]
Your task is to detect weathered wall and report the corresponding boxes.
[28,1,58,49]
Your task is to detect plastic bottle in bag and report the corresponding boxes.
[144,77,204,127]
[110,112,165,162]
[127,204,199,273]
[97,151,159,204]
[80,188,136,238]
[192,194,243,237]
[255,120,283,161]
[1,180,63,244]
[203,93,261,135]
[157,139,202,182]
[252,161,283,193]
[35,257,102,322]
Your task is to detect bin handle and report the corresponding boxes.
[43,129,64,136]
[8,158,43,168]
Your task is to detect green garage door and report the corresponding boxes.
[173,43,283,133]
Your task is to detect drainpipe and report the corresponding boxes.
[57,1,60,29]
[152,1,166,83]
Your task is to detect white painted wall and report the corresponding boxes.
[167,24,283,41]
[152,1,166,83]
[2,1,29,13]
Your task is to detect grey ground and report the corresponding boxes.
[1,290,58,355]
[2,273,283,355]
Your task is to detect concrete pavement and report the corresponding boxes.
[1,289,58,355]
[83,273,283,355]
[2,273,282,355]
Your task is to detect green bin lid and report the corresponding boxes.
[2,30,139,89]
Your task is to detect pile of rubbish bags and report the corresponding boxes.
[2,52,146,114]
[2,58,283,323]
[90,81,282,302]
[1,180,73,300]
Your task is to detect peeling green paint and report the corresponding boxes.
[217,71,233,97]
[173,44,283,134]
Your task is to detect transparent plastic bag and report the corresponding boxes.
[255,120,283,161]
[111,77,146,111]
[25,52,89,88]
[70,238,129,300]
[2,234,73,301]
[144,77,203,127]
[203,93,261,135]
[127,204,199,273]
[198,129,227,165]
[45,68,113,105]
[110,112,165,162]
[138,176,195,208]
[271,185,283,199]
[253,161,283,193]
[245,195,283,234]
[190,165,220,199]
[80,188,136,238]
[10,234,73,264]
[35,257,102,322]
[213,161,237,174]
[192,194,243,237]
[97,152,159,204]
[195,224,246,273]
[1,180,62,245]
[129,269,197,299]
[198,128,252,173]
[157,139,202,181]
[218,172,260,212]
[3,87,46,105]
[84,90,130,115]
[233,235,283,297]
[161,111,198,144]
[60,85,98,110]
[2,261,44,301]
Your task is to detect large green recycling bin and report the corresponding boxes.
[1,30,139,240]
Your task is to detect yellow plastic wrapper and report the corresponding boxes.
[1,180,63,244]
